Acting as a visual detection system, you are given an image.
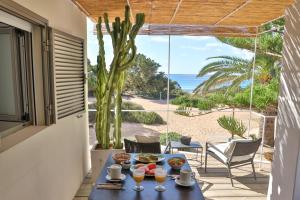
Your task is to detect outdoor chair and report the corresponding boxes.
[205,138,262,186]
[124,139,161,154]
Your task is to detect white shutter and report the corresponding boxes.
[52,30,85,119]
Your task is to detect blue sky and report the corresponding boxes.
[87,19,253,74]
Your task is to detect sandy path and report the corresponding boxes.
[120,96,260,144]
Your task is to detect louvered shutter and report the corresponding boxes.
[52,30,85,120]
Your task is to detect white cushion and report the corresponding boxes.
[208,143,230,163]
[208,139,253,163]
[135,135,160,143]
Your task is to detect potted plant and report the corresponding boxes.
[90,6,145,182]
[217,115,247,141]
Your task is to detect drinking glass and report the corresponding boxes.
[132,168,145,191]
[154,168,167,192]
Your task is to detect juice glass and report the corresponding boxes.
[154,168,167,192]
[132,168,145,191]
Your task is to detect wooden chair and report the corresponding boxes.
[205,138,262,186]
[124,139,161,154]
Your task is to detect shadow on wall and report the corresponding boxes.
[270,1,300,199]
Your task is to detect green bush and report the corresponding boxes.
[207,93,228,105]
[232,80,279,111]
[171,95,191,105]
[122,111,165,125]
[174,105,192,116]
[160,132,182,145]
[122,101,144,110]
[197,98,215,110]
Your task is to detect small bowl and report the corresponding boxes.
[120,160,131,170]
[112,153,131,164]
[168,157,186,170]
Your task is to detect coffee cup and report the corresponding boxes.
[107,164,122,179]
[179,169,193,184]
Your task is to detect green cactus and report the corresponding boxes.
[95,6,145,149]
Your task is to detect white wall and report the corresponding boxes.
[0,116,89,200]
[269,1,300,199]
[0,0,89,200]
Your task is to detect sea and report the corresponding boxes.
[169,74,250,93]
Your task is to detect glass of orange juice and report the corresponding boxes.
[132,168,145,191]
[155,168,167,192]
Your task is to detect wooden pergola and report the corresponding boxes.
[72,0,293,37]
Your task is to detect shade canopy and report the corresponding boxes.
[72,0,293,37]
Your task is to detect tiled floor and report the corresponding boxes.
[73,153,270,200]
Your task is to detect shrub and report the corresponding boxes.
[160,132,182,145]
[171,95,191,105]
[122,111,165,125]
[122,101,144,110]
[197,98,215,110]
[207,93,228,105]
[217,115,247,138]
[175,105,192,116]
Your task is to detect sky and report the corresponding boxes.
[87,19,254,74]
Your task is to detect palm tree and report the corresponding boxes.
[194,56,253,94]
[194,54,281,94]
[194,18,284,95]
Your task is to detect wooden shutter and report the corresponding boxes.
[52,29,85,120]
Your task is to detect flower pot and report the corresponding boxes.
[90,144,125,183]
[180,136,191,145]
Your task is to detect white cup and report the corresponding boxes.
[179,169,193,184]
[107,164,122,179]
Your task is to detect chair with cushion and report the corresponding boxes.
[204,138,262,186]
[124,139,161,154]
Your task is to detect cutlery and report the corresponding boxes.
[96,183,125,190]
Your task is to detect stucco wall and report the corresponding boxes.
[0,0,89,200]
[269,0,300,199]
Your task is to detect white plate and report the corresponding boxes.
[134,154,165,163]
[175,177,196,187]
[105,174,126,182]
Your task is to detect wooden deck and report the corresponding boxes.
[73,154,270,200]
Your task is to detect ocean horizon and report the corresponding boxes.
[169,74,250,93]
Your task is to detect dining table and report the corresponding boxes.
[89,153,205,200]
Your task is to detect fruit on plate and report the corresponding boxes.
[168,157,186,170]
[133,163,159,176]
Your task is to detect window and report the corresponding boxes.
[0,22,33,135]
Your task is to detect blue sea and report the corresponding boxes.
[169,74,250,93]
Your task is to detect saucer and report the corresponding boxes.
[175,177,195,187]
[105,174,126,182]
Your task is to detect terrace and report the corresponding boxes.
[76,0,289,199]
[0,0,299,200]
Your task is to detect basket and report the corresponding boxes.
[112,153,131,164]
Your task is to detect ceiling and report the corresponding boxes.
[72,0,294,37]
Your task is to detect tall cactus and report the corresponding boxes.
[95,6,145,149]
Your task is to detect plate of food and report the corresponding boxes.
[130,163,163,176]
[134,154,165,163]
